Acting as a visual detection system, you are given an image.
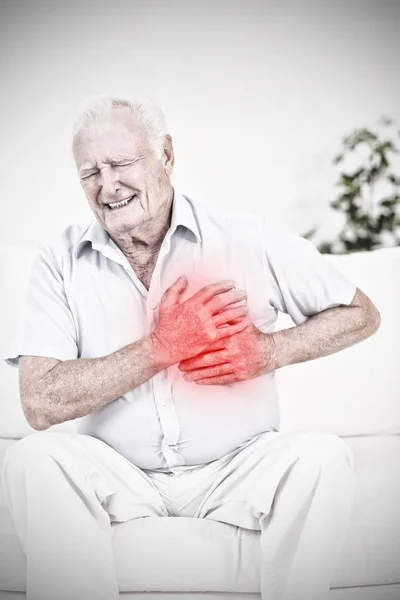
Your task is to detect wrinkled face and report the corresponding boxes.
[73,106,174,238]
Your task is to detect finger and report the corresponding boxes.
[215,319,249,341]
[229,315,249,325]
[207,289,247,314]
[160,276,188,308]
[213,306,248,327]
[224,314,252,328]
[183,363,233,382]
[179,350,227,371]
[203,339,227,353]
[196,280,236,303]
[195,374,238,385]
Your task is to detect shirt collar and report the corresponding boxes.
[168,190,202,243]
[74,190,202,259]
[74,218,109,258]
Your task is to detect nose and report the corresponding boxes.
[99,166,120,198]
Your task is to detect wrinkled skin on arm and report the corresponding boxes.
[18,276,250,428]
[178,286,381,385]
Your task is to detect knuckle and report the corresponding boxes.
[202,312,213,327]
[211,301,222,315]
[207,329,218,342]
[202,303,211,315]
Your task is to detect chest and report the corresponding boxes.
[68,234,278,358]
[127,254,158,291]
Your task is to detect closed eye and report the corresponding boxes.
[111,155,145,168]
[113,162,133,168]
[81,171,98,179]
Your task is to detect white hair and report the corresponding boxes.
[72,93,168,158]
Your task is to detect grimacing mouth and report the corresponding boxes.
[104,195,136,209]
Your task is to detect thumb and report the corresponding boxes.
[160,276,188,309]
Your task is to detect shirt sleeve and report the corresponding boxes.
[263,221,357,325]
[4,243,79,368]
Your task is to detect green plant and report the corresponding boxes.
[303,116,400,253]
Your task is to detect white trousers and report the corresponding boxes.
[1,429,355,600]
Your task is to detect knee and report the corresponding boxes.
[2,432,73,473]
[1,434,47,496]
[291,430,354,469]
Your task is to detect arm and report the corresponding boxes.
[21,278,248,430]
[178,287,381,385]
[179,228,383,384]
[270,287,381,370]
[19,336,160,431]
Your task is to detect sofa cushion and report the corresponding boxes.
[331,435,400,587]
[276,247,400,436]
[1,435,399,593]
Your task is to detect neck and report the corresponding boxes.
[110,189,174,260]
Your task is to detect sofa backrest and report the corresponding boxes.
[276,246,400,436]
[1,244,399,438]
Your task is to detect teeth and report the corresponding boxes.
[109,197,132,209]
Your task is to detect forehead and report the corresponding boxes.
[73,106,150,165]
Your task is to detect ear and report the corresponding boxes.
[163,135,175,175]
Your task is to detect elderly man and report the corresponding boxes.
[2,94,380,600]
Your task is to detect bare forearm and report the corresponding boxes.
[270,304,381,370]
[30,279,248,429]
[34,336,160,429]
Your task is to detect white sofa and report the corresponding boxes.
[0,243,399,600]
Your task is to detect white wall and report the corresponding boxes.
[1,0,399,246]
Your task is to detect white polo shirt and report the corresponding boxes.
[5,191,356,472]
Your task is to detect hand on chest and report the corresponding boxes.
[71,243,277,358]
